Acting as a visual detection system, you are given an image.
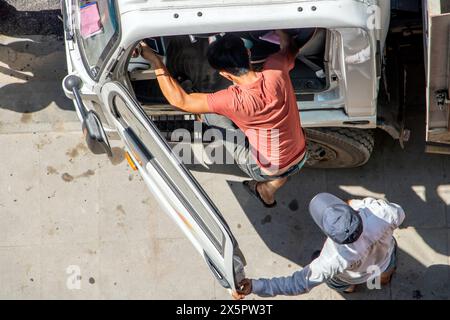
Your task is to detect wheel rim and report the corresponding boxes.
[306,141,338,166]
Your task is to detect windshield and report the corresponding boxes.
[76,0,120,78]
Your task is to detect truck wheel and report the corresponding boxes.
[304,128,374,169]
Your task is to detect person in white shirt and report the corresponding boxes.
[233,193,405,299]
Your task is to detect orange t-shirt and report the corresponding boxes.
[207,50,306,173]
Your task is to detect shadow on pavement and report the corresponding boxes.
[222,127,449,299]
[189,64,450,299]
[0,0,71,115]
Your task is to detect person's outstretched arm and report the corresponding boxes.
[141,42,210,114]
[240,251,345,298]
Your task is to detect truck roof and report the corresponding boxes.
[118,0,331,13]
[118,0,379,47]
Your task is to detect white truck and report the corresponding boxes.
[61,0,450,293]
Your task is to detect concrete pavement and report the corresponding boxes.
[0,35,449,300]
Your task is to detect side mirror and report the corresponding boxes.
[64,75,112,157]
[82,110,113,157]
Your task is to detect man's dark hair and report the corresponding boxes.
[207,34,251,76]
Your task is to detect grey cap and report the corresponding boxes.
[309,193,363,245]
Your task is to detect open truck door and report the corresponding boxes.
[100,81,246,292]
[61,0,246,293]
[424,0,450,153]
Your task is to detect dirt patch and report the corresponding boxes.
[46,166,59,175]
[20,113,32,124]
[66,143,88,158]
[110,147,125,166]
[261,215,272,225]
[52,121,65,132]
[79,170,95,178]
[413,290,423,300]
[47,191,56,199]
[36,136,52,150]
[116,205,126,216]
[61,173,74,182]
[61,170,95,182]
[288,199,299,211]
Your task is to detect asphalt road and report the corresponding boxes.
[3,0,60,11]
[0,0,62,35]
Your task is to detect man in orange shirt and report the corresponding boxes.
[141,31,307,208]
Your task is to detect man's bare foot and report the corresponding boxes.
[256,182,276,206]
[344,285,357,294]
[380,268,396,286]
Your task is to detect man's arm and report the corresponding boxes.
[141,43,210,114]
[251,266,316,297]
[248,252,344,298]
[276,30,300,61]
[263,30,299,72]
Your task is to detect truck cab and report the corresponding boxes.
[60,0,450,294]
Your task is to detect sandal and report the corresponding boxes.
[243,180,277,208]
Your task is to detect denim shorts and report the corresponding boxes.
[241,151,308,182]
[203,113,307,182]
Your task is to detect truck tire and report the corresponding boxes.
[304,128,374,169]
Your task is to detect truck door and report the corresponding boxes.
[101,81,246,292]
[424,0,450,153]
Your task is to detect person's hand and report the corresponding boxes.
[131,45,142,58]
[275,30,291,42]
[140,41,162,66]
[275,29,288,37]
[232,279,252,300]
[274,30,293,52]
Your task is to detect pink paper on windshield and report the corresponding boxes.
[80,2,102,38]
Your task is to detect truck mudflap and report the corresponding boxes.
[424,0,450,150]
